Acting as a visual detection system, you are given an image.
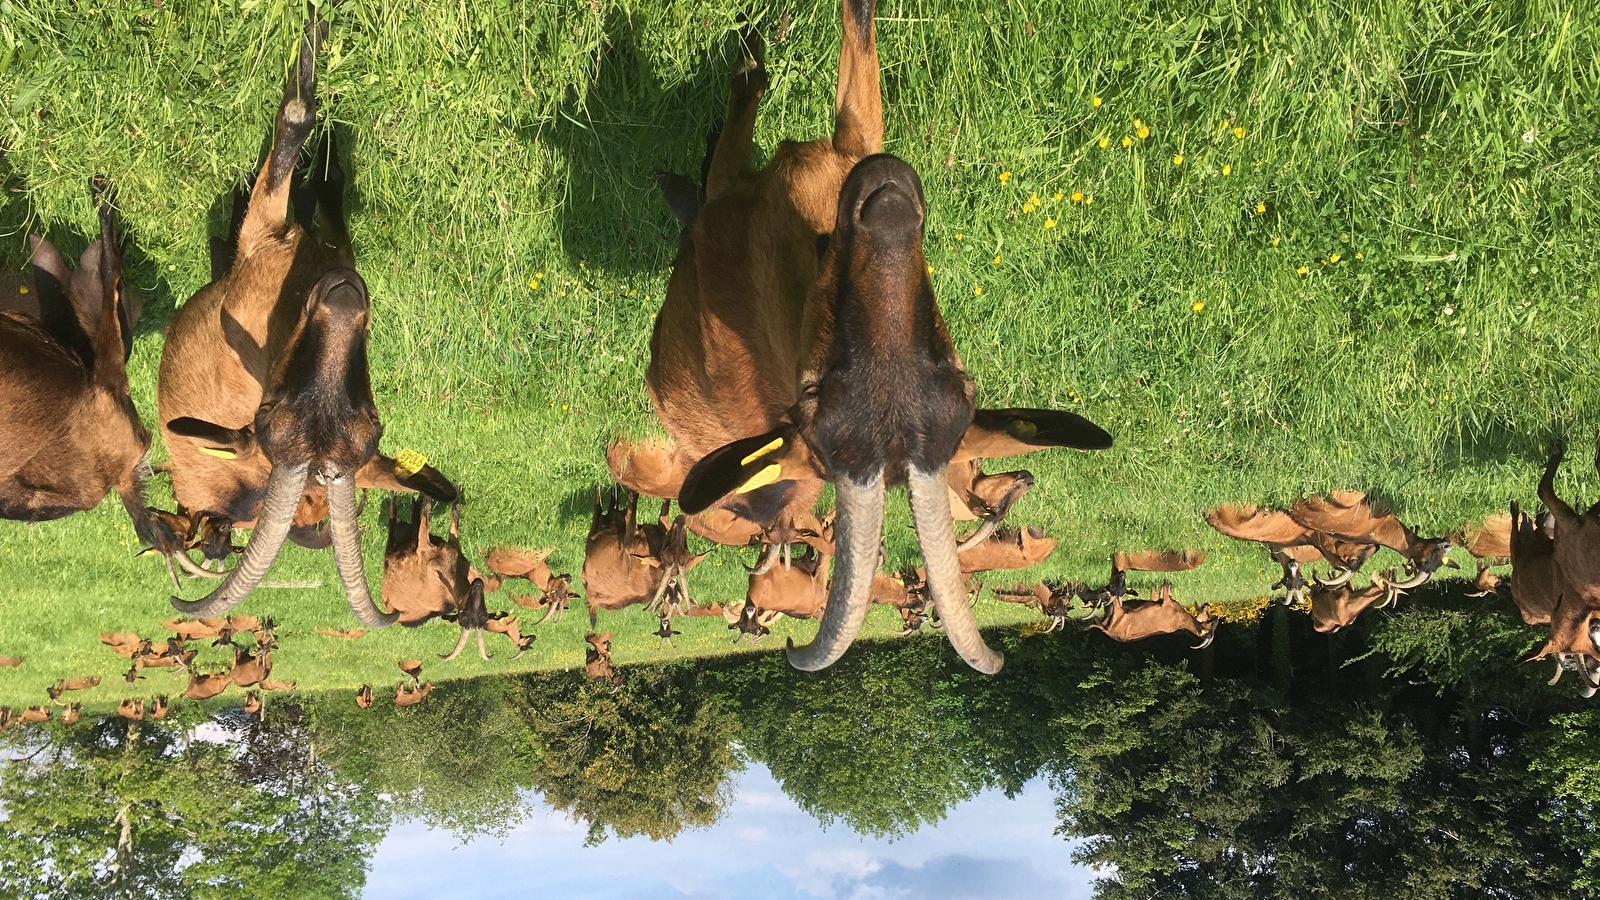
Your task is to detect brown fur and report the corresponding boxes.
[1112,548,1207,573]
[1307,576,1397,633]
[958,526,1056,574]
[1287,490,1453,573]
[747,544,830,619]
[394,682,432,707]
[584,633,622,685]
[21,706,51,723]
[1087,583,1214,645]
[184,668,233,701]
[582,488,706,626]
[228,646,271,688]
[0,656,20,668]
[1532,445,1600,660]
[116,698,144,720]
[47,676,101,702]
[382,497,472,626]
[1459,513,1513,560]
[162,617,229,641]
[1207,502,1377,574]
[1508,501,1558,626]
[356,684,373,708]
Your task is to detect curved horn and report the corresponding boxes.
[748,541,781,575]
[1191,624,1217,650]
[786,473,885,671]
[908,467,1003,674]
[326,472,399,628]
[1389,568,1431,590]
[170,463,308,617]
[171,550,226,580]
[955,513,1001,553]
[1313,568,1355,588]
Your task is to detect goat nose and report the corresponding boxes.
[858,180,919,231]
[311,268,369,316]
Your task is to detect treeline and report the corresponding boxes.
[3,584,1597,898]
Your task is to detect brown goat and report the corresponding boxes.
[0,183,177,555]
[1306,572,1400,634]
[584,633,623,685]
[184,668,233,701]
[382,496,472,626]
[20,706,51,723]
[1087,582,1216,648]
[60,704,80,725]
[957,526,1057,574]
[746,543,830,620]
[1507,500,1559,626]
[607,3,1111,674]
[148,696,170,719]
[492,546,579,625]
[47,676,101,703]
[159,18,455,628]
[1459,513,1513,562]
[1207,502,1378,586]
[1531,443,1600,662]
[162,617,229,641]
[228,646,271,688]
[485,614,536,659]
[116,698,144,720]
[440,578,494,661]
[582,487,706,628]
[394,682,432,707]
[1288,490,1456,587]
[355,684,374,709]
[0,656,20,668]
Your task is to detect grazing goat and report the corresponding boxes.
[0,184,177,555]
[584,633,623,685]
[994,581,1077,633]
[607,2,1111,675]
[184,667,233,701]
[158,17,454,628]
[1272,551,1309,606]
[382,496,473,626]
[441,579,494,661]
[957,525,1057,574]
[582,487,706,628]
[1288,490,1456,587]
[48,676,101,703]
[1530,443,1600,664]
[1306,571,1400,634]
[1087,582,1216,649]
[746,543,830,620]
[1207,502,1377,586]
[491,546,579,624]
[394,682,432,707]
[356,684,373,709]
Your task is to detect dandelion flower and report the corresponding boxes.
[1098,136,1110,149]
[999,171,1012,183]
[993,255,1002,265]
[1328,253,1341,264]
[1071,190,1084,203]
[1137,124,1151,140]
[1192,301,1205,311]
[926,264,935,274]
[1172,154,1184,166]
[17,286,27,294]
[1255,202,1267,214]
[974,285,984,295]
[561,404,569,411]
[1272,236,1281,246]
[529,280,540,289]
[1121,135,1132,148]
[1044,218,1057,229]
[1221,164,1232,176]
[1084,196,1094,205]
[955,233,964,240]
[1297,265,1309,275]
[1053,191,1064,201]
[1233,126,1246,139]
[1354,251,1363,260]
[1092,96,1102,108]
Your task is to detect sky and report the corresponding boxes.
[361,765,1099,900]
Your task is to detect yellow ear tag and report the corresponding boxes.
[740,436,785,466]
[198,447,237,460]
[394,448,428,478]
[1010,420,1038,439]
[736,463,783,494]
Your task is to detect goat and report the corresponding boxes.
[356,684,374,709]
[47,676,101,703]
[1530,442,1600,665]
[483,614,536,659]
[1086,582,1216,649]
[382,496,472,626]
[746,543,830,620]
[184,667,232,701]
[1459,513,1512,562]
[60,704,80,725]
[492,545,579,624]
[584,633,623,685]
[0,182,178,556]
[228,646,271,688]
[398,659,424,682]
[1306,571,1400,634]
[158,17,455,628]
[440,578,493,661]
[871,570,942,635]
[606,3,1111,675]
[116,698,144,720]
[957,525,1057,574]
[1077,549,1204,609]
[1272,551,1309,605]
[723,600,778,644]
[1287,490,1456,587]
[162,617,228,641]
[20,706,51,723]
[0,656,19,668]
[1507,500,1558,626]
[1207,502,1377,586]
[148,696,169,719]
[394,682,432,707]
[242,692,262,715]
[582,487,706,628]
[655,615,681,647]
[994,581,1078,633]
[946,461,1037,550]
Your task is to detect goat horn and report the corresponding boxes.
[170,462,307,617]
[908,467,1003,674]
[1313,568,1355,588]
[1389,568,1430,590]
[955,512,1002,553]
[326,472,399,628]
[748,542,781,575]
[171,550,225,580]
[1191,624,1217,650]
[786,473,884,671]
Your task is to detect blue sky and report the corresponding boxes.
[361,765,1099,900]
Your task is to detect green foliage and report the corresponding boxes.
[515,662,740,843]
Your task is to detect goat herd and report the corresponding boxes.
[2,3,1595,724]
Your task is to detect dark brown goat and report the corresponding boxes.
[1531,443,1600,663]
[1207,502,1377,586]
[0,184,177,555]
[1288,490,1456,588]
[159,18,454,628]
[1306,572,1400,634]
[606,3,1110,675]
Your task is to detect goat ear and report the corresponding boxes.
[721,604,743,625]
[166,417,252,459]
[356,454,459,503]
[679,425,817,515]
[957,408,1113,460]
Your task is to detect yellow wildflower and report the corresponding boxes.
[561,404,569,411]
[1355,251,1364,260]
[1137,124,1151,140]
[1192,301,1205,312]
[974,285,984,295]
[1172,154,1184,166]
[1221,164,1232,176]
[1328,253,1341,264]
[1092,96,1103,108]
[955,233,964,240]
[926,264,935,274]
[1029,192,1040,205]
[1044,218,1057,229]
[1255,202,1267,214]
[1121,135,1132,148]
[1233,126,1246,139]
[1272,236,1281,246]
[1297,265,1309,275]
[992,255,1002,265]
[1084,196,1094,205]
[999,171,1012,184]
[1098,136,1110,149]
[1071,190,1084,203]
[17,286,27,294]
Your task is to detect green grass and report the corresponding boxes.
[1,0,1598,708]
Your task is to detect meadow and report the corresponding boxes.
[0,0,1597,709]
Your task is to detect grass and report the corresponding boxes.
[1,0,1598,709]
